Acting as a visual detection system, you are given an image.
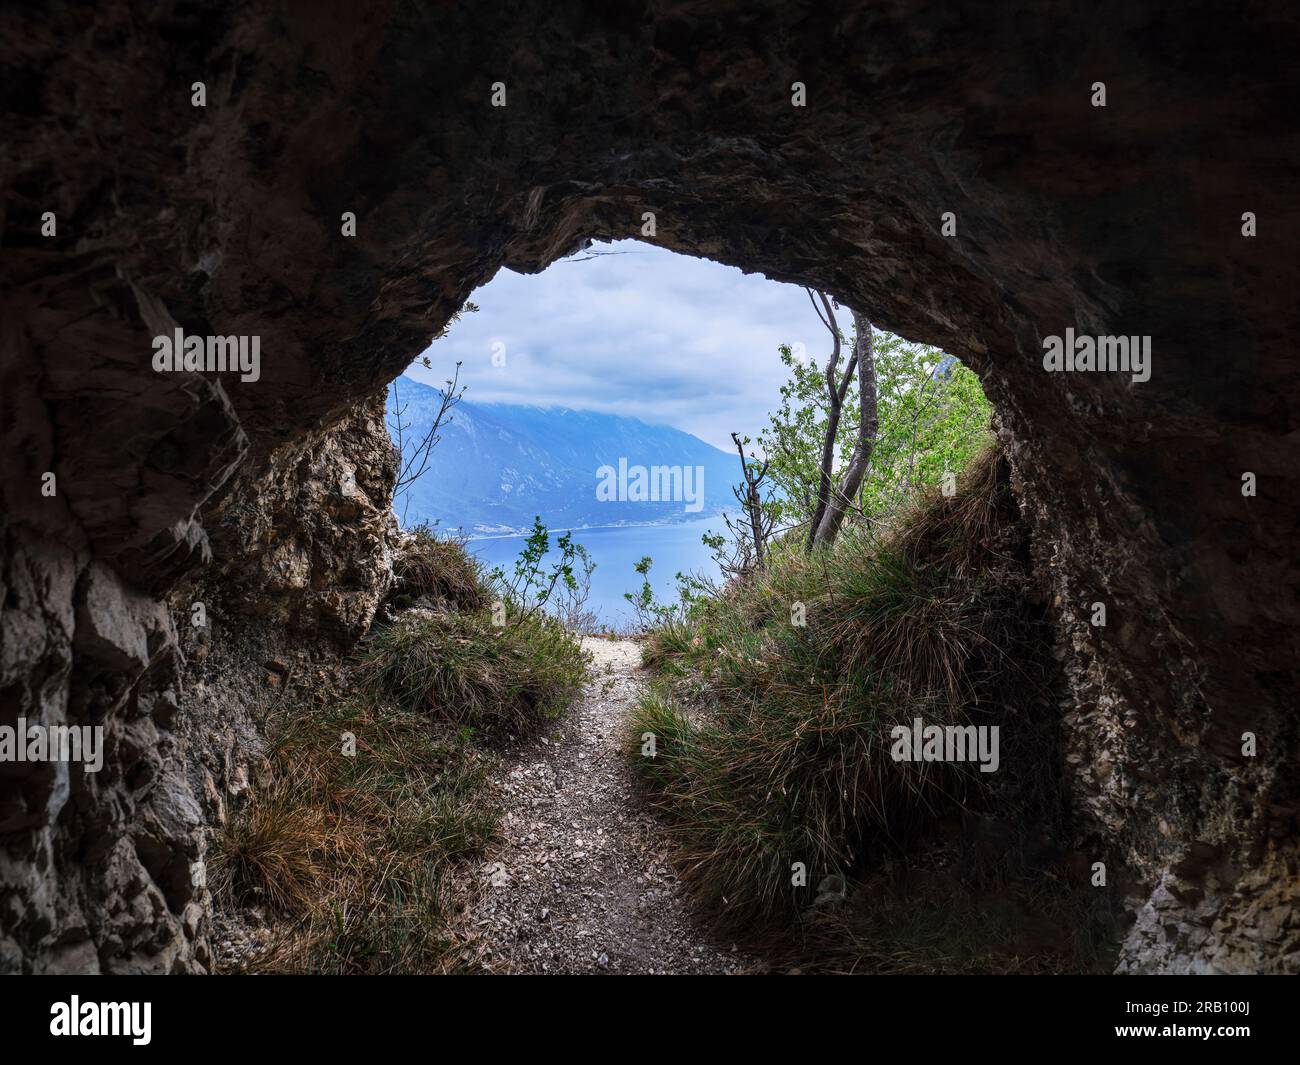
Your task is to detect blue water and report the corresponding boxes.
[467,514,735,629]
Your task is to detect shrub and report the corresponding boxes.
[392,524,487,611]
[629,446,1108,970]
[357,609,588,736]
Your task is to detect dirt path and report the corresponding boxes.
[467,637,747,974]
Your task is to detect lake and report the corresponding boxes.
[467,514,735,629]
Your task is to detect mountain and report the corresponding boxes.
[387,376,743,535]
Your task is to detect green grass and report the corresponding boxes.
[214,535,590,973]
[357,608,588,736]
[629,446,1119,971]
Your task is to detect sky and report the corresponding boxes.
[403,239,830,452]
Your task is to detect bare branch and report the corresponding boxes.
[806,289,847,552]
[389,362,466,523]
[813,311,878,547]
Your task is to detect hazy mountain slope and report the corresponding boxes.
[388,376,742,534]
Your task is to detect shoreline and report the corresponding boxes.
[456,512,737,543]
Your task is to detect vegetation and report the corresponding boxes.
[215,531,589,973]
[485,515,596,631]
[366,520,590,736]
[762,320,992,541]
[211,694,498,973]
[631,447,1120,973]
[391,523,487,611]
[357,608,587,735]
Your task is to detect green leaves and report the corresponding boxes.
[494,516,595,627]
[762,330,992,532]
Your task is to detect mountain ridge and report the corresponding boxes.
[388,375,743,535]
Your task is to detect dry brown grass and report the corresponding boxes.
[211,695,499,974]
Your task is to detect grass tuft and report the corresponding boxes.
[211,696,500,973]
[392,524,488,611]
[357,608,588,736]
[629,445,1119,970]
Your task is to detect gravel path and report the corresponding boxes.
[468,637,748,974]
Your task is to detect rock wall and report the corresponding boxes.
[2,2,1297,972]
[187,390,398,649]
[0,387,395,973]
[0,531,204,973]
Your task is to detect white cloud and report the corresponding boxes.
[403,239,828,450]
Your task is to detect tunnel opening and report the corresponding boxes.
[382,238,998,630]
[285,239,1116,973]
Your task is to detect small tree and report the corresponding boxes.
[387,299,478,523]
[703,432,777,580]
[488,516,595,629]
[762,318,991,542]
[792,290,879,553]
[811,308,877,550]
[389,363,465,525]
[732,431,776,571]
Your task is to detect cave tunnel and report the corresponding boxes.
[0,1,1296,979]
